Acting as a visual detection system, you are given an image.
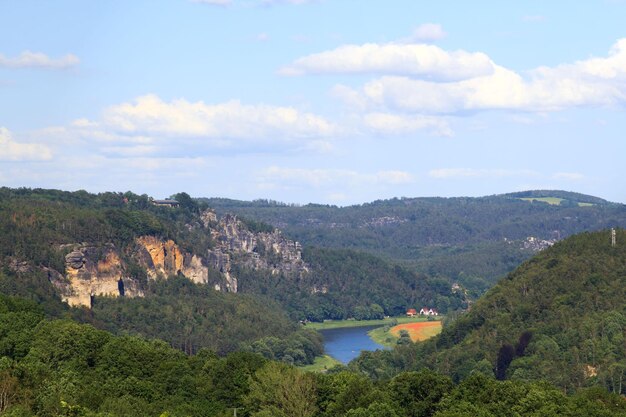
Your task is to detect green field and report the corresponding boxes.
[520,197,564,205]
[368,326,399,347]
[299,355,342,372]
[304,316,428,331]
[520,197,594,207]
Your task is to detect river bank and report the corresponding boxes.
[304,315,428,331]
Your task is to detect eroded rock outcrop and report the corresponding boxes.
[134,236,210,284]
[206,214,309,292]
[58,244,144,308]
[135,236,184,279]
[52,209,308,307]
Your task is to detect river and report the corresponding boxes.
[318,325,389,364]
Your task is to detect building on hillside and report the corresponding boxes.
[406,308,417,317]
[151,199,180,208]
[419,307,439,316]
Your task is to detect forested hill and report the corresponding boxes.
[0,188,306,355]
[351,229,626,396]
[0,187,463,343]
[203,190,626,287]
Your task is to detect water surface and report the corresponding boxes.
[319,325,389,364]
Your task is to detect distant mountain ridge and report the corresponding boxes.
[202,190,626,291]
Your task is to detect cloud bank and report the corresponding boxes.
[102,94,335,140]
[0,127,53,161]
[329,38,626,114]
[280,43,495,81]
[0,51,79,69]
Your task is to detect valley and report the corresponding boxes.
[0,187,625,416]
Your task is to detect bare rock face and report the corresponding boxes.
[60,244,144,308]
[206,250,236,292]
[206,214,309,292]
[200,209,218,227]
[135,236,184,279]
[51,209,308,306]
[134,236,211,284]
[182,254,209,284]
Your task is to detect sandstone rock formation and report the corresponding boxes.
[134,236,210,284]
[206,214,309,292]
[135,236,184,279]
[52,209,309,307]
[58,244,144,308]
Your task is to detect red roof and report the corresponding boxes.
[407,308,417,314]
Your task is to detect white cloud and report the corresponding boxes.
[280,43,495,81]
[337,38,626,114]
[31,95,338,158]
[102,94,336,141]
[363,112,453,137]
[0,51,79,69]
[99,145,160,157]
[259,166,415,188]
[553,172,585,181]
[428,168,539,179]
[406,23,447,43]
[0,127,53,161]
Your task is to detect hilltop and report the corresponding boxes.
[203,190,626,293]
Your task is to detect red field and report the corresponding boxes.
[390,321,442,342]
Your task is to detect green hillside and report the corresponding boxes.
[1,294,625,416]
[0,188,298,353]
[236,247,466,321]
[351,229,626,395]
[0,187,468,349]
[203,191,626,289]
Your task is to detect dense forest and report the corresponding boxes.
[0,187,467,327]
[203,190,626,288]
[349,229,626,397]
[235,247,466,322]
[0,188,303,353]
[0,293,625,416]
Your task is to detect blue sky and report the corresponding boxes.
[1,0,625,205]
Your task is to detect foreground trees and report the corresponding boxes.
[0,301,624,416]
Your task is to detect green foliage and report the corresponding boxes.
[244,362,317,417]
[0,300,625,417]
[237,216,275,234]
[75,277,296,355]
[246,329,324,365]
[353,230,626,395]
[203,191,626,294]
[235,247,465,322]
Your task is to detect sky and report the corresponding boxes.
[1,0,626,205]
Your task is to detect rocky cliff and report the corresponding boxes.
[134,236,210,284]
[52,210,309,308]
[207,214,308,292]
[55,244,144,308]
